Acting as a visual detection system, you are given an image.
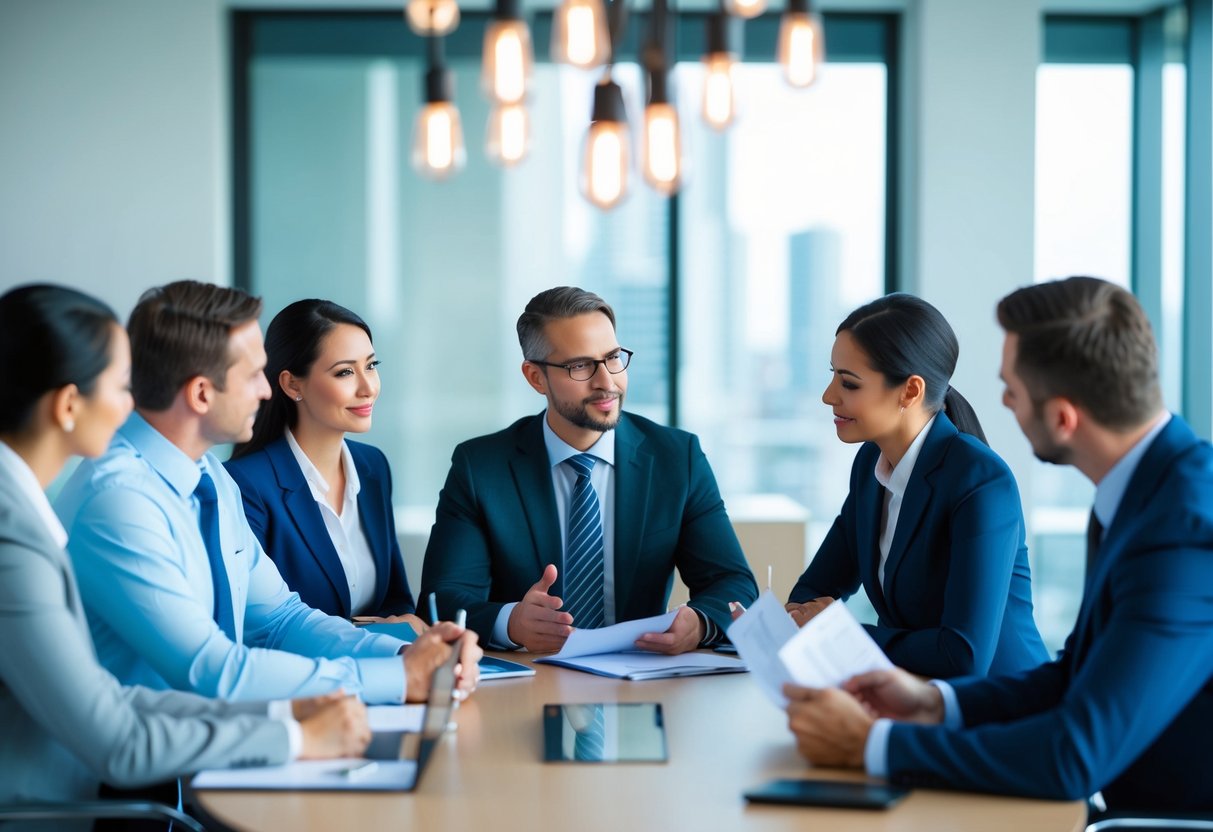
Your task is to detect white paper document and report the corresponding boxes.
[537,610,678,660]
[727,591,893,706]
[537,651,747,680]
[192,758,419,791]
[725,590,799,705]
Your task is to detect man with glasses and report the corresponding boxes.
[420,287,758,654]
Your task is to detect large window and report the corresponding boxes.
[677,58,888,530]
[236,12,895,539]
[1030,9,1189,651]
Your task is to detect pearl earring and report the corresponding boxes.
[899,406,905,415]
[64,419,75,433]
[295,395,303,402]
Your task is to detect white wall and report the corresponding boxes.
[901,0,1043,502]
[0,0,229,318]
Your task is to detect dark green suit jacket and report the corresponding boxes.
[419,412,759,642]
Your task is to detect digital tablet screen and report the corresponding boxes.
[743,778,910,809]
[542,703,667,763]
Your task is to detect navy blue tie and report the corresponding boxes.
[1085,509,1104,580]
[564,454,605,630]
[195,472,237,640]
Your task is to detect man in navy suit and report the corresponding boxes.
[781,277,1213,812]
[420,287,758,653]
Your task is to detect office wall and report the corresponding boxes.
[0,0,229,318]
[901,0,1043,502]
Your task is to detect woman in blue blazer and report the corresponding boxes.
[788,294,1048,678]
[227,300,421,627]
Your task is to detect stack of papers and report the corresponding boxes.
[535,611,748,680]
[726,591,893,706]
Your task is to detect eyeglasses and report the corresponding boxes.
[528,348,633,381]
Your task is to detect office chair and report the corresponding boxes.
[0,800,206,831]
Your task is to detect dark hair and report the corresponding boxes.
[0,284,119,434]
[996,276,1161,429]
[127,280,263,412]
[516,287,616,361]
[230,299,373,459]
[837,293,988,445]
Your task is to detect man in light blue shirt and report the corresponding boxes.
[57,281,479,705]
[780,277,1213,814]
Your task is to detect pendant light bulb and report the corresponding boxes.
[724,0,766,20]
[412,64,466,180]
[404,0,460,37]
[482,0,533,104]
[581,78,630,210]
[486,103,531,166]
[551,0,611,69]
[642,69,682,195]
[778,1,823,88]
[701,13,737,130]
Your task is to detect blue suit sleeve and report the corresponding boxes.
[887,535,1213,799]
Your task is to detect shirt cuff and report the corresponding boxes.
[491,603,521,650]
[357,656,408,703]
[929,680,964,729]
[692,608,721,647]
[267,701,303,761]
[864,718,894,778]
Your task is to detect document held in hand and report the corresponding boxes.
[726,591,893,706]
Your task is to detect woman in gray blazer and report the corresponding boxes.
[0,284,371,810]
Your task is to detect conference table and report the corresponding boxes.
[195,653,1086,832]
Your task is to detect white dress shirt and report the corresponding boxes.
[285,429,379,616]
[873,415,937,587]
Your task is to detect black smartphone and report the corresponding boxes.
[743,778,910,809]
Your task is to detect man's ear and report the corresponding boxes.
[182,376,212,416]
[1043,396,1081,442]
[521,361,548,396]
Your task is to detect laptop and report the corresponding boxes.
[191,640,462,792]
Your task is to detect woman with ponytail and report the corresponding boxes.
[785,294,1048,677]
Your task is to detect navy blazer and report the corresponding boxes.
[887,415,1213,811]
[225,438,416,619]
[790,413,1048,678]
[418,412,760,642]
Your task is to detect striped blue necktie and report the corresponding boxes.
[573,704,607,761]
[564,453,605,630]
[195,472,237,640]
